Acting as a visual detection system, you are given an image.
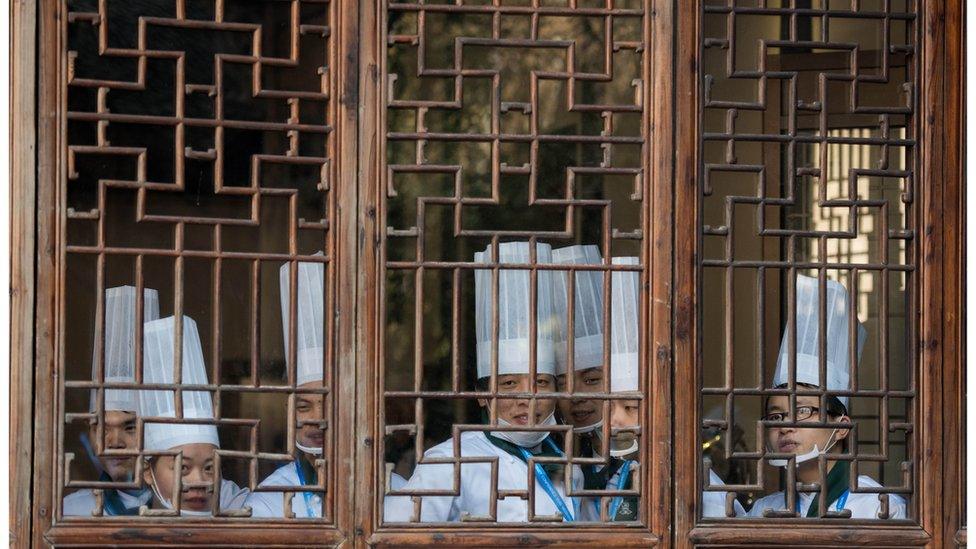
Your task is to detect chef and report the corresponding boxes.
[384,241,579,523]
[551,245,606,436]
[140,315,249,515]
[549,245,610,521]
[246,258,328,518]
[747,275,906,519]
[601,257,642,521]
[63,286,158,516]
[605,257,743,520]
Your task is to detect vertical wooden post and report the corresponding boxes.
[10,0,38,545]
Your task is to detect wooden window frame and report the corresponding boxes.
[8,0,963,547]
[673,1,965,548]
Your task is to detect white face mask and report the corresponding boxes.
[573,419,604,434]
[609,436,638,458]
[296,442,323,456]
[768,429,839,467]
[148,464,214,517]
[491,412,557,448]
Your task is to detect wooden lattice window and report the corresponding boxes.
[11,0,964,547]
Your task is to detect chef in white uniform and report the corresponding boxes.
[246,259,328,518]
[551,245,606,436]
[747,275,907,519]
[384,241,579,523]
[63,286,158,516]
[548,245,610,522]
[601,257,643,521]
[605,258,743,520]
[140,315,249,515]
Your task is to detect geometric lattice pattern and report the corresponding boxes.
[699,1,917,520]
[60,0,335,520]
[382,0,647,524]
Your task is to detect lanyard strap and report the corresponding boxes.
[293,459,316,518]
[796,489,850,515]
[517,445,575,522]
[835,490,849,511]
[609,460,632,520]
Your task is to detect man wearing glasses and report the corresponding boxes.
[748,275,907,519]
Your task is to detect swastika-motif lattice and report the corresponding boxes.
[381,0,649,525]
[60,0,336,520]
[698,1,916,520]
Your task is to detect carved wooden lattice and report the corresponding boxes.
[60,0,336,520]
[380,0,650,525]
[698,0,917,520]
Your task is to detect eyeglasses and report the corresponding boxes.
[761,406,822,423]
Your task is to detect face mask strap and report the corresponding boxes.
[768,428,839,467]
[148,463,173,510]
[148,459,216,517]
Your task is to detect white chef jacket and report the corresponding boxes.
[747,474,907,519]
[383,431,579,523]
[62,487,152,516]
[245,461,323,518]
[382,472,413,522]
[74,478,248,516]
[702,469,746,517]
[216,478,250,512]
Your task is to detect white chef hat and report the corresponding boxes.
[474,242,558,379]
[90,286,160,413]
[279,254,325,387]
[609,257,640,393]
[550,245,605,375]
[140,316,219,451]
[772,274,867,409]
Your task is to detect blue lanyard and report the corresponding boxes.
[293,459,316,518]
[545,438,585,520]
[796,490,849,515]
[609,460,632,520]
[836,490,849,511]
[517,441,575,522]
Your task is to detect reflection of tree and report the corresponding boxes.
[384,11,645,435]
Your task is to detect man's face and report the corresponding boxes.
[296,381,326,451]
[89,410,138,481]
[143,443,216,512]
[764,395,849,459]
[556,367,605,429]
[480,373,556,426]
[609,399,640,456]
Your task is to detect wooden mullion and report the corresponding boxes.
[33,0,61,545]
[11,0,39,546]
[941,0,965,546]
[672,0,700,546]
[354,0,382,546]
[649,0,675,545]
[918,1,947,546]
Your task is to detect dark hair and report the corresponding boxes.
[475,377,490,392]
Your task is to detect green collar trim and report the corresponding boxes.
[806,460,850,517]
[298,454,318,486]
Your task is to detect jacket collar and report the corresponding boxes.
[806,460,850,517]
